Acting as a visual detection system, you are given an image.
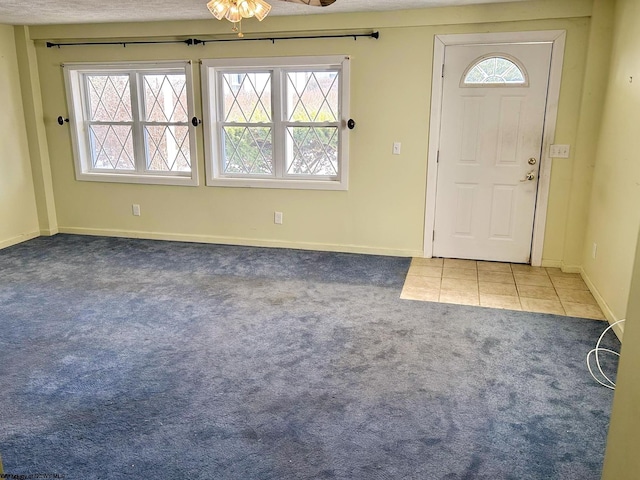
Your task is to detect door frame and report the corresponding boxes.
[423,30,566,266]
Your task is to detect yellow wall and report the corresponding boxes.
[602,224,640,479]
[582,0,640,324]
[560,0,614,270]
[25,0,595,258]
[14,26,59,236]
[0,25,40,249]
[588,1,640,472]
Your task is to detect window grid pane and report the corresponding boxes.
[219,71,274,176]
[222,72,272,123]
[143,74,189,123]
[286,126,338,176]
[86,74,132,122]
[464,57,526,85]
[88,124,135,170]
[285,70,340,177]
[287,70,339,123]
[144,125,191,172]
[223,126,273,175]
[141,73,191,173]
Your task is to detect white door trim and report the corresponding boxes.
[423,30,566,266]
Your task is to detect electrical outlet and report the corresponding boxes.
[132,204,141,216]
[592,242,598,259]
[274,211,283,225]
[393,142,402,155]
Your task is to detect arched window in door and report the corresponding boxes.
[462,55,528,86]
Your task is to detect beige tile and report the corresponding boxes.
[550,276,589,291]
[442,268,478,280]
[480,294,522,310]
[514,273,553,288]
[479,281,518,296]
[520,297,565,315]
[407,265,442,278]
[511,264,549,276]
[401,286,440,302]
[443,258,477,270]
[401,275,441,302]
[478,271,515,285]
[545,268,581,279]
[439,290,479,306]
[403,274,441,290]
[516,284,558,300]
[562,302,606,320]
[441,277,478,293]
[411,257,443,267]
[477,261,512,273]
[555,288,598,305]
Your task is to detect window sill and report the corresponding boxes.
[75,171,199,187]
[206,177,348,191]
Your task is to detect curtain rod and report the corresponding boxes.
[46,31,379,48]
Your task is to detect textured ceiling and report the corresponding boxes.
[0,0,531,26]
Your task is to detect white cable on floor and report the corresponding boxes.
[587,319,625,390]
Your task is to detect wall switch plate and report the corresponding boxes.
[274,211,283,225]
[132,204,141,216]
[550,144,570,158]
[393,142,401,155]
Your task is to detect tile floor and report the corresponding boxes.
[401,257,606,320]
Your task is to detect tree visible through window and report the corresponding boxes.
[202,56,350,190]
[285,70,339,177]
[63,62,198,186]
[86,74,134,170]
[220,72,273,175]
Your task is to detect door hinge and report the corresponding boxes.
[441,64,445,78]
[437,150,440,163]
[433,230,435,241]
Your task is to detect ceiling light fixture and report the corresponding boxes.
[207,0,272,37]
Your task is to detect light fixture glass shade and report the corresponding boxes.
[206,0,230,20]
[238,0,256,18]
[207,0,272,28]
[253,0,271,21]
[225,4,242,23]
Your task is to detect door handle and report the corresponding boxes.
[520,171,536,182]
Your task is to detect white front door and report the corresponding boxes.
[433,43,553,263]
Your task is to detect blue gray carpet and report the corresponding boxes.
[0,235,618,479]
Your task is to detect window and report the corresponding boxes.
[63,62,198,186]
[202,56,350,190]
[462,55,528,86]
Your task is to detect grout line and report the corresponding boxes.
[402,258,607,319]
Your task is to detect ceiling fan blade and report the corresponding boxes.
[277,0,337,7]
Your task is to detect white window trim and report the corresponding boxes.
[201,56,350,191]
[63,61,199,186]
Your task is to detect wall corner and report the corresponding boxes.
[13,25,58,235]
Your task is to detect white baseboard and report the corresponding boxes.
[579,267,624,341]
[40,227,59,236]
[541,259,562,268]
[561,263,583,274]
[57,226,421,258]
[0,231,40,250]
[540,260,582,273]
